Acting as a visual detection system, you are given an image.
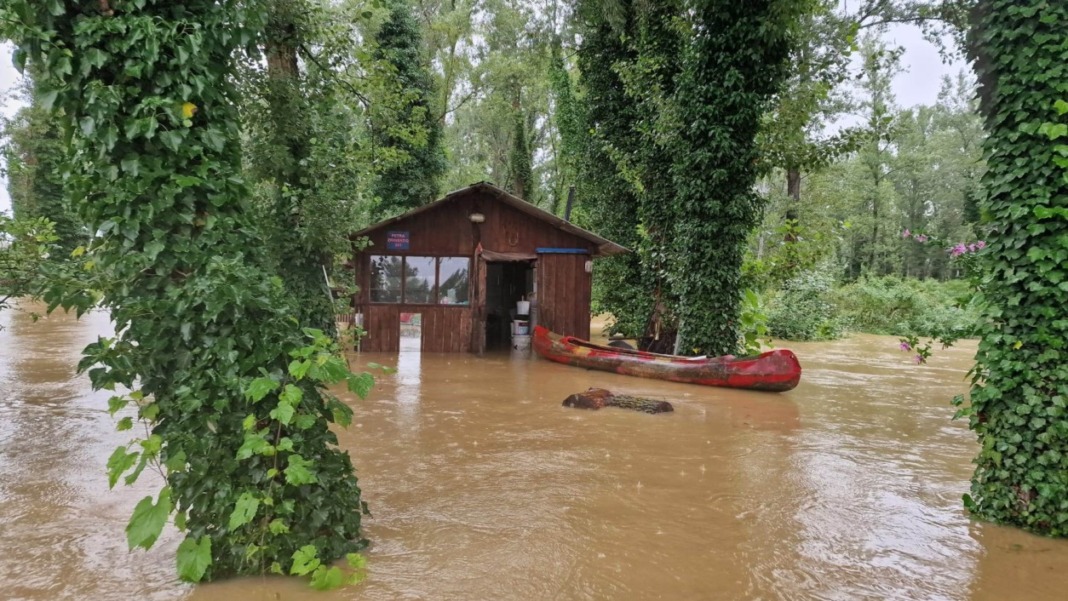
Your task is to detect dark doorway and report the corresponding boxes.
[484,260,534,350]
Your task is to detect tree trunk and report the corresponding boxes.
[562,388,674,414]
[783,167,801,242]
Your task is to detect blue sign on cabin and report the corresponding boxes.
[386,231,410,250]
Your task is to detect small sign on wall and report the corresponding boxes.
[386,231,410,251]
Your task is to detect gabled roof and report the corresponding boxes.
[350,181,629,257]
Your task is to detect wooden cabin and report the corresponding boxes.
[349,182,627,353]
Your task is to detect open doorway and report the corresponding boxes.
[484,260,534,350]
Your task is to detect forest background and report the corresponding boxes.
[1,0,982,351]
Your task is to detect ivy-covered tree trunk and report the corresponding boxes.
[3,0,368,583]
[1,76,83,256]
[258,0,336,334]
[508,89,534,202]
[370,0,446,219]
[670,0,801,356]
[574,2,649,339]
[961,0,1068,536]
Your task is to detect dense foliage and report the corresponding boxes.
[1,78,84,255]
[572,0,803,356]
[956,0,1068,536]
[2,0,371,583]
[369,0,446,218]
[669,1,802,357]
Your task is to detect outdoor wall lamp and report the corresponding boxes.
[469,212,485,223]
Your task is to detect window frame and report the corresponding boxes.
[368,254,471,307]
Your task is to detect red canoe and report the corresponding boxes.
[532,326,802,392]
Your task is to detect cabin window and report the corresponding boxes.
[437,257,469,305]
[404,256,436,304]
[370,255,403,302]
[369,255,470,305]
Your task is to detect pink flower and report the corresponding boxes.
[900,341,912,351]
[967,243,977,253]
[902,229,911,238]
[976,240,986,250]
[950,243,967,257]
[914,354,924,364]
[915,234,928,243]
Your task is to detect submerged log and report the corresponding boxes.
[562,388,674,414]
[562,388,614,410]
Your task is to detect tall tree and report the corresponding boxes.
[670,0,805,356]
[854,36,903,277]
[3,0,371,582]
[1,77,83,256]
[959,0,1068,537]
[243,0,339,333]
[572,0,648,338]
[370,0,446,218]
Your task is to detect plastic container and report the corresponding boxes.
[517,300,530,315]
[513,320,530,336]
[512,334,531,351]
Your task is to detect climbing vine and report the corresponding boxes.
[573,1,648,338]
[2,0,371,583]
[670,0,804,356]
[957,0,1068,536]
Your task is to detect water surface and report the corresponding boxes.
[1,305,1066,600]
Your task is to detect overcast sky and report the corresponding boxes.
[0,25,970,214]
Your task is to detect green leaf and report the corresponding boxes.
[245,377,279,402]
[310,566,345,591]
[284,454,317,485]
[290,545,321,576]
[270,400,295,425]
[141,402,160,421]
[176,536,212,582]
[159,130,184,152]
[1055,99,1068,116]
[164,450,187,472]
[330,397,353,427]
[126,487,172,550]
[145,240,165,262]
[288,359,311,379]
[80,116,96,137]
[280,383,303,406]
[12,48,27,74]
[121,156,140,176]
[108,395,129,416]
[116,416,134,431]
[38,89,59,111]
[236,432,270,460]
[268,518,290,535]
[346,372,374,399]
[346,553,367,570]
[106,446,138,489]
[228,492,260,531]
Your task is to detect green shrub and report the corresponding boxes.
[767,268,842,341]
[829,276,980,338]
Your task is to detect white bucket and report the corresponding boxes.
[516,300,530,315]
[512,334,531,351]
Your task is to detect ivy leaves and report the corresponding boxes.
[127,487,172,551]
[3,0,372,586]
[964,0,1068,536]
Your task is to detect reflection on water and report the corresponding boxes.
[1,306,1068,600]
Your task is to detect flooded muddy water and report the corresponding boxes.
[2,305,1068,600]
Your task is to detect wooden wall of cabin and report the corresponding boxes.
[357,305,473,353]
[357,191,596,256]
[536,253,592,341]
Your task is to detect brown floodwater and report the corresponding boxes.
[2,305,1068,601]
